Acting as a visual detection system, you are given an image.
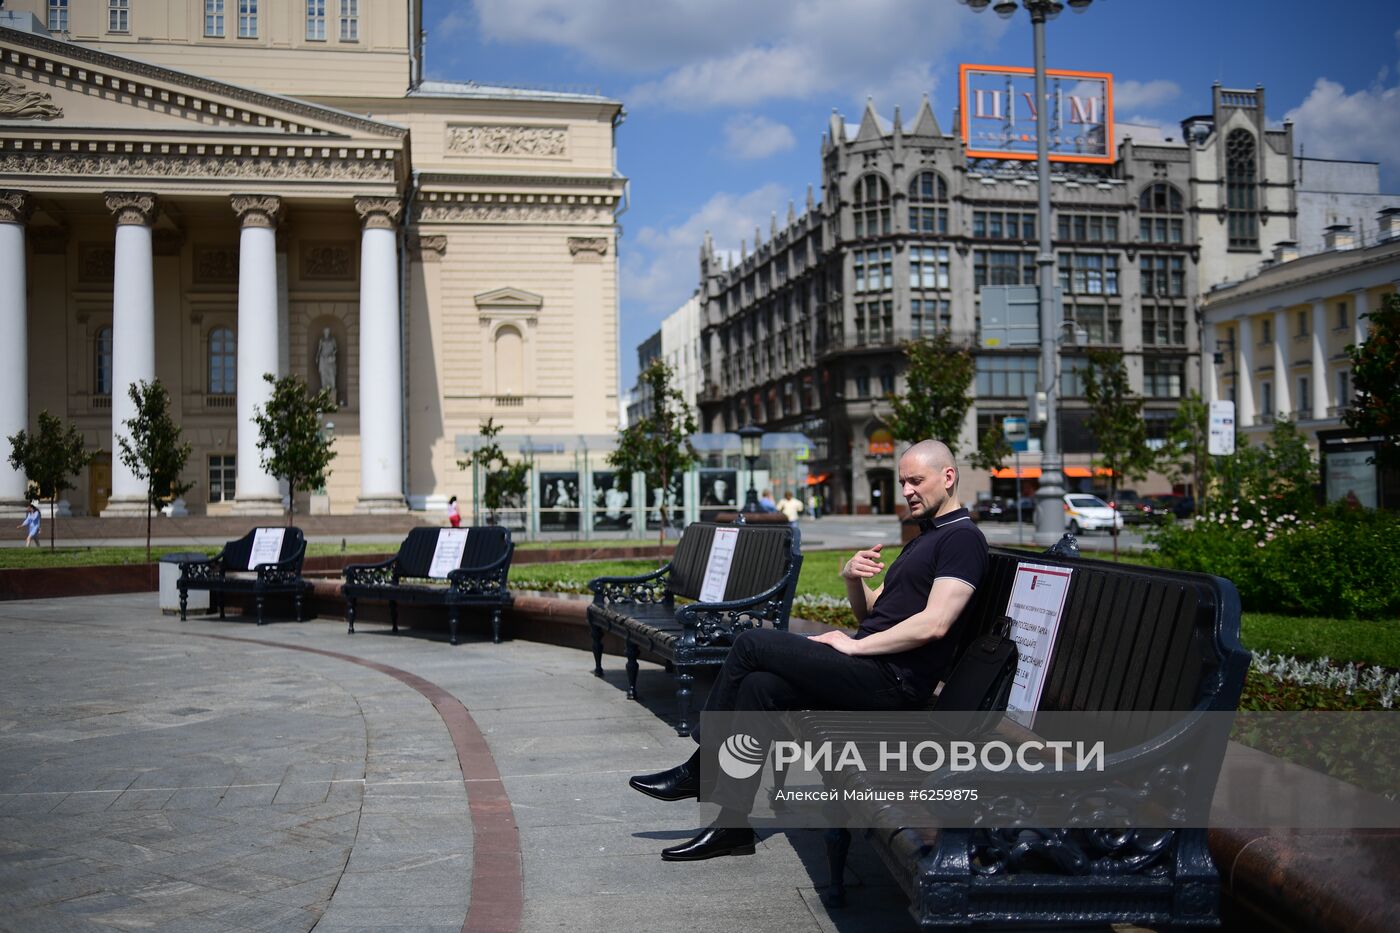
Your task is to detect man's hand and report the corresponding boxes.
[809,629,861,655]
[842,543,885,581]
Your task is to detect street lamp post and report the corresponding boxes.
[737,423,764,512]
[960,0,1097,545]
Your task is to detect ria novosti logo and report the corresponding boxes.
[718,733,766,779]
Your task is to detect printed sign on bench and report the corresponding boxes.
[249,528,287,568]
[429,528,470,579]
[698,527,740,603]
[1004,562,1073,727]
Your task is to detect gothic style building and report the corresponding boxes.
[0,1,623,517]
[696,85,1298,514]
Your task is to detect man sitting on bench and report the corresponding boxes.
[628,439,989,861]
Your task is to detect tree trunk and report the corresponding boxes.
[48,497,55,551]
[288,483,295,527]
[145,496,152,563]
[1110,473,1120,562]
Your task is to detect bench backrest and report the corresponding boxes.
[393,526,511,579]
[665,521,801,605]
[222,527,306,571]
[958,548,1249,714]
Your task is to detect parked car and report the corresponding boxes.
[998,496,1036,523]
[1141,494,1195,522]
[1063,493,1124,535]
[1109,489,1149,524]
[972,498,1005,522]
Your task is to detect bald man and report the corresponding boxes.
[630,439,989,861]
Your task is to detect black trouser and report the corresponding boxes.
[698,627,919,812]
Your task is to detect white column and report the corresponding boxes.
[0,191,30,515]
[1310,300,1328,419]
[1354,288,1370,347]
[354,196,406,512]
[102,193,159,516]
[231,195,285,514]
[1272,309,1290,418]
[1237,316,1256,428]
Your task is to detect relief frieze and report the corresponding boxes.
[0,152,395,182]
[194,247,238,284]
[79,245,115,282]
[301,242,354,279]
[416,202,614,225]
[445,124,567,158]
[0,77,63,120]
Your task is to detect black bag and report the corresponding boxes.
[930,615,1018,737]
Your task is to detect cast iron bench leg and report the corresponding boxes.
[295,591,304,622]
[491,607,502,644]
[218,595,226,620]
[625,642,640,700]
[449,606,460,645]
[822,829,852,909]
[179,588,187,621]
[255,595,266,626]
[390,601,398,633]
[346,598,356,634]
[590,623,604,677]
[675,668,694,737]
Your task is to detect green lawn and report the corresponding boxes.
[0,541,394,569]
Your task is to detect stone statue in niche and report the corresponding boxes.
[315,327,338,399]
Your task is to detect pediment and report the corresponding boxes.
[0,25,404,142]
[474,287,543,311]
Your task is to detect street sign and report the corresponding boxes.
[1209,400,1236,456]
[1002,416,1030,452]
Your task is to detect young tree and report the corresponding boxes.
[885,332,977,456]
[1080,350,1157,557]
[1344,292,1400,468]
[117,379,193,561]
[609,359,699,555]
[1162,391,1210,509]
[253,373,337,524]
[458,417,530,525]
[967,423,1013,476]
[7,410,94,550]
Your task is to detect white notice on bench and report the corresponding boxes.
[249,528,286,568]
[429,529,470,579]
[698,527,740,603]
[1004,562,1073,728]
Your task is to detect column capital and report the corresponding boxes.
[407,233,446,262]
[354,196,403,230]
[230,194,282,229]
[568,236,609,257]
[0,190,32,226]
[104,192,159,226]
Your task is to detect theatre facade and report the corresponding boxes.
[0,1,623,518]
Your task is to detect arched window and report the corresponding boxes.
[1226,129,1258,249]
[1138,183,1184,243]
[95,326,113,396]
[208,326,235,395]
[852,173,891,238]
[908,171,948,234]
[494,325,524,396]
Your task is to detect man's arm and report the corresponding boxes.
[813,576,976,656]
[841,544,886,623]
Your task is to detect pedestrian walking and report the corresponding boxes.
[447,495,461,528]
[17,502,40,547]
[778,491,804,522]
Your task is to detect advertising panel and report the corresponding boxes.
[960,64,1113,164]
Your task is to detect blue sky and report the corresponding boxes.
[421,1,1400,391]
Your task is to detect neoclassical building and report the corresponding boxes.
[0,1,623,517]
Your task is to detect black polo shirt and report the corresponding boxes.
[854,507,988,699]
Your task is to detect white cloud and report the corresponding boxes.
[1113,79,1181,112]
[433,9,472,39]
[473,0,1004,110]
[723,114,798,160]
[1284,76,1400,185]
[623,184,788,314]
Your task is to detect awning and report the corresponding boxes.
[806,473,830,486]
[992,467,1041,479]
[1065,466,1115,478]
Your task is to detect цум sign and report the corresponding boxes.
[959,64,1114,164]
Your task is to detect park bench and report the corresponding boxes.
[587,519,804,737]
[178,526,310,625]
[785,540,1251,930]
[341,526,514,645]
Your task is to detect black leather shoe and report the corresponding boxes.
[661,826,756,861]
[629,754,699,802]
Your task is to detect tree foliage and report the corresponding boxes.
[458,417,530,524]
[1344,292,1400,467]
[885,333,977,455]
[252,372,337,523]
[967,423,1014,477]
[1081,350,1157,556]
[7,410,94,550]
[117,380,193,560]
[1162,390,1210,505]
[609,359,699,554]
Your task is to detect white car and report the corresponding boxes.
[1063,494,1124,534]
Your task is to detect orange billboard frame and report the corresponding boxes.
[959,63,1115,165]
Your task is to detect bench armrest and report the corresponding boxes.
[587,565,672,605]
[447,544,514,597]
[255,543,306,585]
[675,572,796,646]
[343,556,397,586]
[179,553,224,582]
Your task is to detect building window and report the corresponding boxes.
[852,174,891,238]
[973,250,1036,287]
[238,0,257,37]
[203,0,224,36]
[1139,254,1185,297]
[1060,358,1088,398]
[494,325,524,396]
[208,327,236,395]
[1261,381,1274,419]
[1297,376,1310,414]
[1142,304,1187,346]
[209,455,236,503]
[908,171,948,234]
[973,210,1037,241]
[1226,129,1259,249]
[1337,369,1350,408]
[976,355,1038,398]
[1296,309,1309,337]
[1137,183,1184,243]
[1260,317,1272,344]
[1336,301,1349,330]
[854,246,892,293]
[909,246,949,289]
[339,0,359,41]
[1057,212,1118,243]
[306,0,326,39]
[95,326,113,396]
[1144,357,1185,398]
[1069,304,1121,344]
[107,0,129,33]
[910,298,949,339]
[1057,252,1120,296]
[47,0,68,32]
[855,367,871,398]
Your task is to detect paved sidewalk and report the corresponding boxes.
[0,594,918,933]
